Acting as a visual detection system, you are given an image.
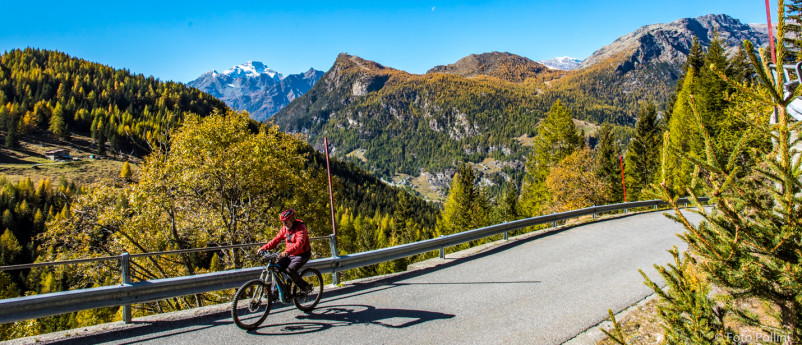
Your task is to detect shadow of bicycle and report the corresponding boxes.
[251,304,454,336]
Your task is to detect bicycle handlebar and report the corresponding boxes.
[257,250,281,262]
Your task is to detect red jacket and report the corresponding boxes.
[261,220,311,256]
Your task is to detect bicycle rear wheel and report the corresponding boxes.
[292,268,323,312]
[231,279,271,330]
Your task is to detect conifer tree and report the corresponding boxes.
[120,161,132,181]
[491,184,520,225]
[437,164,486,236]
[520,100,580,215]
[685,36,705,74]
[786,0,802,61]
[624,103,661,200]
[594,123,623,202]
[48,104,68,139]
[0,229,22,265]
[645,7,802,341]
[663,32,742,196]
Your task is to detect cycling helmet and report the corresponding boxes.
[280,209,295,221]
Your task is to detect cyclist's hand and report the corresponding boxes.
[278,252,288,258]
[257,249,265,256]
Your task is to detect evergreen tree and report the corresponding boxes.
[436,164,486,236]
[491,184,520,225]
[0,229,22,265]
[624,103,661,200]
[594,123,623,203]
[685,36,705,75]
[120,161,132,181]
[48,104,68,139]
[4,121,17,148]
[645,11,802,342]
[663,32,743,196]
[786,0,802,61]
[520,100,580,215]
[664,68,701,195]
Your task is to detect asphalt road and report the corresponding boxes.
[21,210,697,345]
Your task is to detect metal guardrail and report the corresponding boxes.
[0,237,335,272]
[0,198,706,325]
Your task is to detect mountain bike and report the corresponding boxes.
[231,251,324,330]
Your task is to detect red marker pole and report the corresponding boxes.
[766,0,776,64]
[324,137,337,238]
[620,155,627,203]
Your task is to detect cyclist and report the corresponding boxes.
[258,209,313,293]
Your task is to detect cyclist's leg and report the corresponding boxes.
[273,255,293,295]
[286,252,312,289]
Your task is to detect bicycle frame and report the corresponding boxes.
[263,261,292,303]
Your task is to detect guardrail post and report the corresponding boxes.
[439,235,445,259]
[329,234,340,285]
[503,232,508,241]
[120,252,132,324]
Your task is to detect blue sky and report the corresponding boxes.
[0,0,771,83]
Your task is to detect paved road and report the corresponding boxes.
[24,211,696,345]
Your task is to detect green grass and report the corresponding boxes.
[0,131,139,185]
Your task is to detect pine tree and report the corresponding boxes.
[48,103,68,139]
[605,247,733,345]
[786,0,802,61]
[624,103,661,200]
[120,161,132,181]
[0,229,22,265]
[491,184,520,225]
[520,100,580,215]
[647,8,802,341]
[436,164,485,237]
[685,36,705,75]
[595,123,623,203]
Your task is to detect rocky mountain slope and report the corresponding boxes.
[578,14,767,70]
[188,61,323,121]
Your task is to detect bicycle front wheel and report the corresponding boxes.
[293,268,323,312]
[231,279,271,330]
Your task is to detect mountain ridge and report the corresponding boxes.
[426,51,565,83]
[187,62,324,121]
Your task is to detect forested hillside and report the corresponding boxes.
[273,53,558,180]
[0,48,229,153]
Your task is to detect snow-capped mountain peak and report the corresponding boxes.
[222,61,284,80]
[188,62,324,122]
[539,56,583,70]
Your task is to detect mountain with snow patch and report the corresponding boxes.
[188,61,323,121]
[539,56,583,70]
